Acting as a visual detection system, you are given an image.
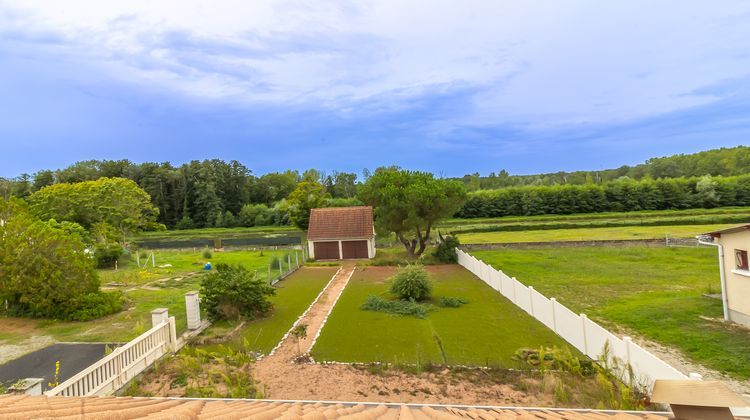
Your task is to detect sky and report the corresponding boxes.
[1,1,749,178]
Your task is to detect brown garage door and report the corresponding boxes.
[342,240,369,259]
[314,241,340,260]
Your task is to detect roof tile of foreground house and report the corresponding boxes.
[0,395,674,419]
[307,206,374,240]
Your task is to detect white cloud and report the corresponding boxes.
[1,0,750,128]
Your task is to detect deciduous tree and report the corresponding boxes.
[287,181,330,230]
[358,168,466,256]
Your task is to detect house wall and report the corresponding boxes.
[717,229,750,326]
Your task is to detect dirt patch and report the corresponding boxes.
[254,363,544,406]
[0,336,55,365]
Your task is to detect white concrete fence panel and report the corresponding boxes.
[455,249,689,389]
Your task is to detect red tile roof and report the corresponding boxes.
[307,206,374,240]
[0,395,674,419]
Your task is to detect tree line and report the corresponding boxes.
[0,145,748,228]
[456,174,750,218]
[0,159,361,229]
[455,145,750,191]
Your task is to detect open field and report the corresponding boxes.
[440,206,749,237]
[457,223,734,244]
[0,249,290,347]
[312,265,572,366]
[201,266,338,354]
[470,246,750,379]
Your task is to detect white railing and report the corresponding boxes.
[456,249,689,389]
[45,317,177,397]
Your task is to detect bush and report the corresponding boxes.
[361,295,432,318]
[202,247,213,259]
[438,296,468,308]
[63,291,123,321]
[389,264,433,301]
[94,243,124,268]
[201,264,276,320]
[432,233,460,263]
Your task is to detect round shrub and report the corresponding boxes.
[432,234,460,263]
[389,264,432,301]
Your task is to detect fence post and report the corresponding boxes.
[295,252,300,269]
[580,313,589,356]
[623,336,633,367]
[528,286,535,316]
[168,317,178,352]
[550,298,558,332]
[288,254,292,273]
[115,346,124,391]
[151,308,168,328]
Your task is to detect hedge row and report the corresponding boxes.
[456,175,750,218]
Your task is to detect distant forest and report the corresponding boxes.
[457,145,750,190]
[1,145,749,227]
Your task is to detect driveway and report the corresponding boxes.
[0,343,112,391]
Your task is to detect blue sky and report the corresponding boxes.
[1,1,749,178]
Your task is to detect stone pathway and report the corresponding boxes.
[267,263,356,361]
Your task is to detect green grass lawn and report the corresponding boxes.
[439,206,750,229]
[201,266,338,354]
[470,246,750,379]
[0,249,291,345]
[311,265,572,367]
[458,223,734,244]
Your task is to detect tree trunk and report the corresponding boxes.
[397,231,417,257]
[413,223,432,257]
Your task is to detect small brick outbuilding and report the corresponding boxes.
[307,206,376,260]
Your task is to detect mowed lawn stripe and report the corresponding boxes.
[311,265,570,366]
